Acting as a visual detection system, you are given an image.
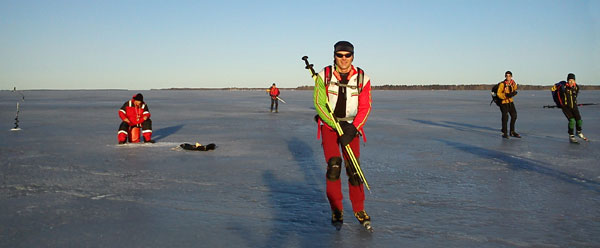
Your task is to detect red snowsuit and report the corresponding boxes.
[117,96,152,142]
[314,65,372,213]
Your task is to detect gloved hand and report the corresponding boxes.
[124,119,135,126]
[338,122,357,147]
[506,91,517,98]
[131,118,144,126]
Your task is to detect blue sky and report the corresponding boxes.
[1,0,598,89]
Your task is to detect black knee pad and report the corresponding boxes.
[326,157,342,181]
[345,160,362,186]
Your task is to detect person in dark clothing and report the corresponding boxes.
[496,71,520,139]
[559,73,587,143]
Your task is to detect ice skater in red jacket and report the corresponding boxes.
[314,41,372,230]
[117,93,154,144]
[268,83,280,113]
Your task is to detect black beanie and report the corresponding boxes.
[567,73,576,81]
[505,71,512,76]
[334,41,354,54]
[133,93,143,101]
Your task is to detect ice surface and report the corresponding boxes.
[1,90,599,247]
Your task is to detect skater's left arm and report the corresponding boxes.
[353,77,372,130]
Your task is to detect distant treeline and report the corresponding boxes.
[159,84,600,91]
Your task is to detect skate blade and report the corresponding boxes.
[362,221,374,233]
[332,221,343,231]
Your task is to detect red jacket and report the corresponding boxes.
[269,87,280,99]
[119,97,150,126]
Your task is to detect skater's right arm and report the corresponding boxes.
[314,69,337,129]
[119,101,131,124]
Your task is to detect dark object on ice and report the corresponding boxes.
[12,102,21,130]
[11,88,25,131]
[543,103,597,108]
[331,209,343,231]
[144,139,156,143]
[180,143,216,151]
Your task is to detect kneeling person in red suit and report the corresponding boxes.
[117,93,154,144]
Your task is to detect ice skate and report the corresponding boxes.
[331,209,343,231]
[577,131,588,141]
[354,210,373,232]
[569,135,579,144]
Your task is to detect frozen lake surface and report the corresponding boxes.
[1,90,599,247]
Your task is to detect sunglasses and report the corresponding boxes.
[335,53,353,58]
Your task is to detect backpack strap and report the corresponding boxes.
[324,66,332,85]
[356,67,364,94]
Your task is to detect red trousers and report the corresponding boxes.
[321,125,365,213]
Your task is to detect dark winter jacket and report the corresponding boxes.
[560,84,579,109]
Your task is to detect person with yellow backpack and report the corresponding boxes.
[552,73,588,143]
[496,71,520,139]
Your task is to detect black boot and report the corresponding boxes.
[331,209,343,231]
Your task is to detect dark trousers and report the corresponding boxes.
[561,106,582,135]
[270,98,278,111]
[499,102,517,134]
